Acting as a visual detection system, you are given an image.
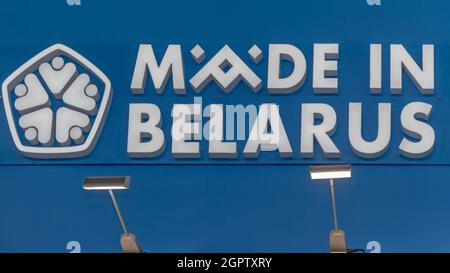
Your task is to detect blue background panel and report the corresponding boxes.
[0,165,449,253]
[0,0,449,165]
[0,0,450,252]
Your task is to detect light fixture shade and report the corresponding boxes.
[309,165,352,180]
[83,176,131,190]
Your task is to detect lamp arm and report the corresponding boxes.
[108,189,129,235]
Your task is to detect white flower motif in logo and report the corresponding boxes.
[2,44,112,158]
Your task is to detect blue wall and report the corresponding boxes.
[0,0,449,252]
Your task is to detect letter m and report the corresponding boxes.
[131,44,185,95]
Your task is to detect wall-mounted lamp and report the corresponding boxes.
[83,176,141,253]
[310,165,351,253]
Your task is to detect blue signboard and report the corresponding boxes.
[1,0,450,253]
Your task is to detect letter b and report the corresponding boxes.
[127,103,165,158]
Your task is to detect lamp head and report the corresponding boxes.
[309,165,352,180]
[83,176,131,190]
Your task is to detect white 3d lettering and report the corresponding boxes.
[126,43,435,160]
